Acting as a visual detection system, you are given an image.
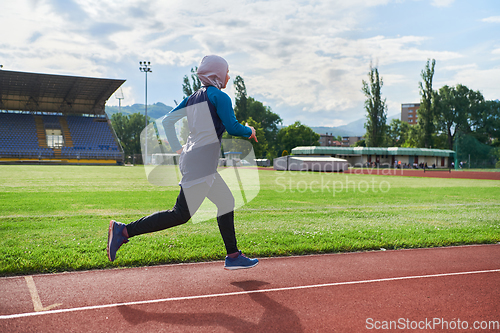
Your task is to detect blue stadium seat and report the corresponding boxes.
[0,113,121,160]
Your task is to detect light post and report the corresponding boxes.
[139,61,152,164]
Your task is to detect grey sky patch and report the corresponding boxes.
[128,5,149,19]
[148,21,165,31]
[28,0,40,9]
[47,0,88,22]
[276,37,301,48]
[327,69,347,81]
[273,37,302,59]
[28,32,43,43]
[5,0,500,127]
[247,39,271,53]
[220,19,249,28]
[88,22,130,38]
[204,39,229,54]
[315,50,342,59]
[144,31,168,44]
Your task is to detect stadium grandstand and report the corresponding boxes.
[0,70,125,164]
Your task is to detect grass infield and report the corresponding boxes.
[1,165,499,276]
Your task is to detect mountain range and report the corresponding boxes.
[311,113,400,137]
[105,102,173,120]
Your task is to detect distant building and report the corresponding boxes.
[319,133,342,147]
[342,136,363,147]
[273,155,348,172]
[291,146,455,169]
[401,103,420,125]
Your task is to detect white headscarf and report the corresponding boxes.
[197,55,228,90]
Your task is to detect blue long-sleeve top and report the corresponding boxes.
[162,86,251,152]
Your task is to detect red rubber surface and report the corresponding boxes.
[1,244,499,332]
[260,167,500,180]
[344,169,500,180]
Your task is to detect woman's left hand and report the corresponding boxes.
[246,124,258,142]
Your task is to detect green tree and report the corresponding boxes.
[435,85,466,150]
[492,146,500,168]
[418,59,436,148]
[248,98,281,141]
[387,119,411,147]
[402,124,423,148]
[245,117,268,158]
[110,112,147,157]
[222,116,269,159]
[362,64,388,147]
[234,75,248,121]
[463,88,487,141]
[110,113,129,150]
[353,138,366,147]
[456,134,494,168]
[182,67,201,98]
[277,121,320,154]
[180,118,189,145]
[178,67,202,145]
[435,84,487,150]
[233,75,282,157]
[477,100,500,142]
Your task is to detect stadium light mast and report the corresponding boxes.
[139,61,152,164]
[115,88,124,113]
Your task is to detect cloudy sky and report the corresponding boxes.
[1,0,499,127]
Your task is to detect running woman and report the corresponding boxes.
[107,55,259,270]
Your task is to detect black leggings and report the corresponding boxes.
[125,174,238,254]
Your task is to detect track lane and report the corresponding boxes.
[1,244,499,332]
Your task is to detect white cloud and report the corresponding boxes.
[482,16,500,23]
[105,86,135,106]
[450,67,500,100]
[432,65,500,100]
[382,74,408,86]
[231,33,460,117]
[430,0,455,7]
[440,64,478,72]
[386,100,403,116]
[1,0,498,126]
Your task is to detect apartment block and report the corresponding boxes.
[319,133,342,147]
[342,136,363,147]
[401,103,420,125]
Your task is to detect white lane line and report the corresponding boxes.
[24,276,62,312]
[2,268,499,320]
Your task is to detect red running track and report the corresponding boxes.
[344,168,500,180]
[1,244,499,332]
[260,167,500,180]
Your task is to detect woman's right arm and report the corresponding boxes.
[161,98,188,153]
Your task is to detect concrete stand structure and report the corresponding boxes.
[273,155,348,172]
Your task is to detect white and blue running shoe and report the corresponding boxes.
[107,220,128,262]
[224,251,259,270]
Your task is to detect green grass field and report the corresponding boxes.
[1,165,499,276]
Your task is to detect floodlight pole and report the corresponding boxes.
[139,61,152,164]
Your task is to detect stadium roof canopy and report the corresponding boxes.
[292,146,455,157]
[0,70,125,115]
